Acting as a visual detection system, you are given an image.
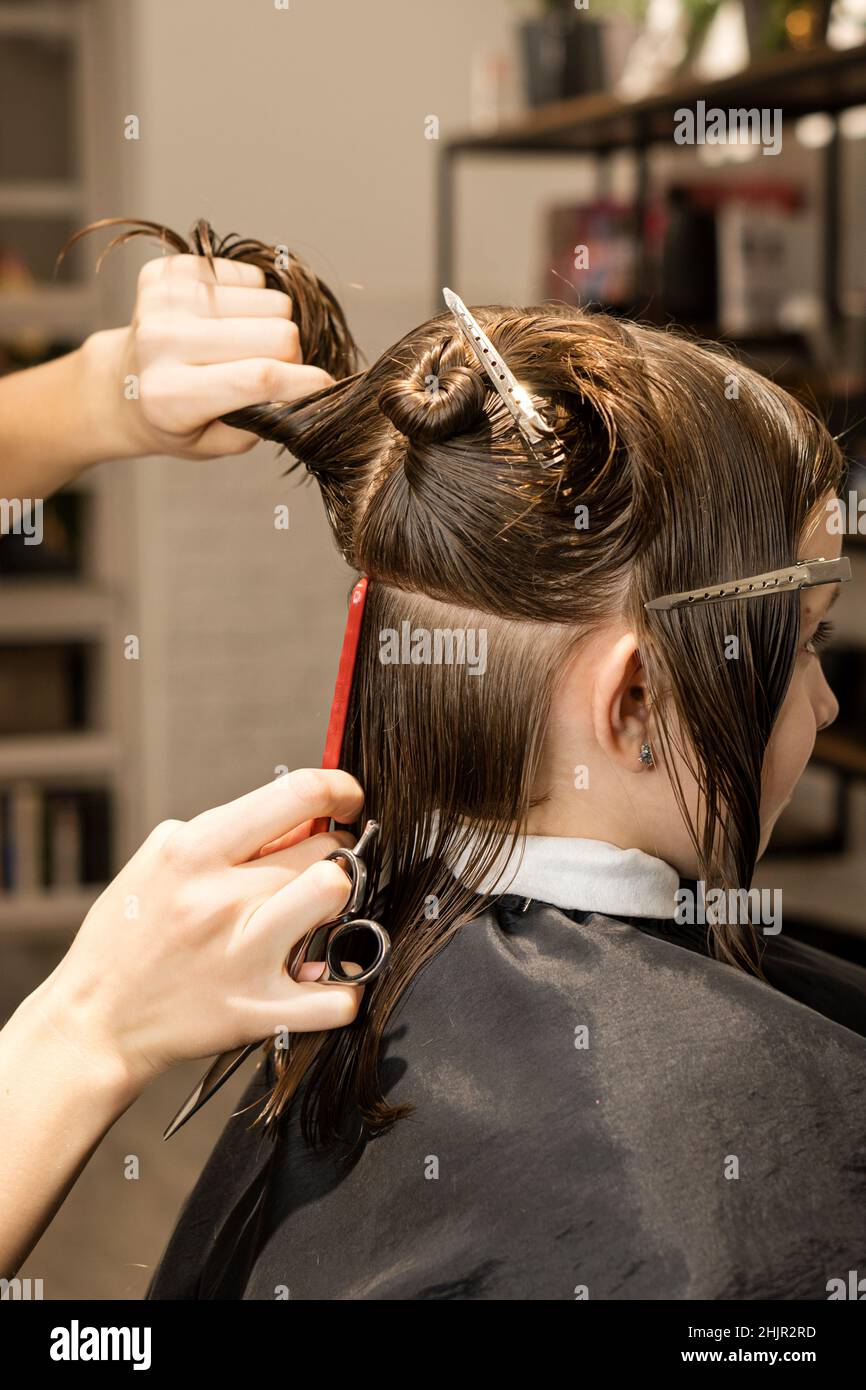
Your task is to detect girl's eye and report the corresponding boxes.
[803,620,835,655]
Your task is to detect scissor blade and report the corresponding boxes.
[162,1041,259,1141]
[161,931,320,1140]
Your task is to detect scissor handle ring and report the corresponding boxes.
[325,918,391,985]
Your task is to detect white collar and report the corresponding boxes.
[449,833,680,920]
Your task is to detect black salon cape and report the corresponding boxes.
[147,893,866,1300]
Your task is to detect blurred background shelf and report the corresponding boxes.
[437,37,866,355]
[0,582,114,638]
[0,732,118,780]
[0,0,135,939]
[0,180,86,216]
[444,40,866,154]
[0,886,102,934]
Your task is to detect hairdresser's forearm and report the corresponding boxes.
[0,329,136,498]
[0,974,142,1278]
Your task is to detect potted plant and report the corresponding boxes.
[514,0,619,106]
[745,0,834,56]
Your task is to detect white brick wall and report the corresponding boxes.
[130,449,352,830]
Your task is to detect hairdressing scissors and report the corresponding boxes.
[163,819,389,1139]
[164,576,390,1140]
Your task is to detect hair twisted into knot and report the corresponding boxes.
[376,335,486,445]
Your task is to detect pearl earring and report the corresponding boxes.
[639,740,655,769]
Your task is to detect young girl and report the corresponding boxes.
[95,219,866,1301]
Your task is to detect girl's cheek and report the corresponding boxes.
[762,672,816,818]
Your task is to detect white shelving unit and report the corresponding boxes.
[0,0,137,935]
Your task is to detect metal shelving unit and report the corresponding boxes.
[436,39,866,338]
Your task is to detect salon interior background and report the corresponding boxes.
[2,0,866,1296]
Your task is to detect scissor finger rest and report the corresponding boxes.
[325,843,367,916]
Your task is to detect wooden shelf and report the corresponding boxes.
[435,40,866,313]
[0,180,86,217]
[0,732,118,782]
[0,581,113,639]
[444,42,866,155]
[0,3,80,40]
[0,887,102,934]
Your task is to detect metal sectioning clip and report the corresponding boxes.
[442,287,566,469]
[644,555,852,612]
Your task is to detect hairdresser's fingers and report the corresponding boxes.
[190,420,259,457]
[191,284,292,319]
[141,281,292,321]
[243,859,356,964]
[139,359,334,441]
[141,316,303,367]
[186,769,364,865]
[247,828,356,873]
[295,961,329,982]
[255,818,317,856]
[252,975,363,1036]
[138,253,266,290]
[233,830,356,898]
[213,357,334,404]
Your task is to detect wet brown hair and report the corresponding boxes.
[74,219,845,1156]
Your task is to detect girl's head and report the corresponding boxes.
[90,219,847,1147]
[241,274,843,911]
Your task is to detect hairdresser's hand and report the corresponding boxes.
[95,252,336,461]
[0,769,366,1277]
[23,769,368,1093]
[0,255,336,498]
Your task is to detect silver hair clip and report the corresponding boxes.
[645,555,851,612]
[442,287,566,468]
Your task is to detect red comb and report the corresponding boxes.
[309,576,369,836]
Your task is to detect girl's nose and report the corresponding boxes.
[815,670,840,733]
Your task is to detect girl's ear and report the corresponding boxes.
[591,632,652,772]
